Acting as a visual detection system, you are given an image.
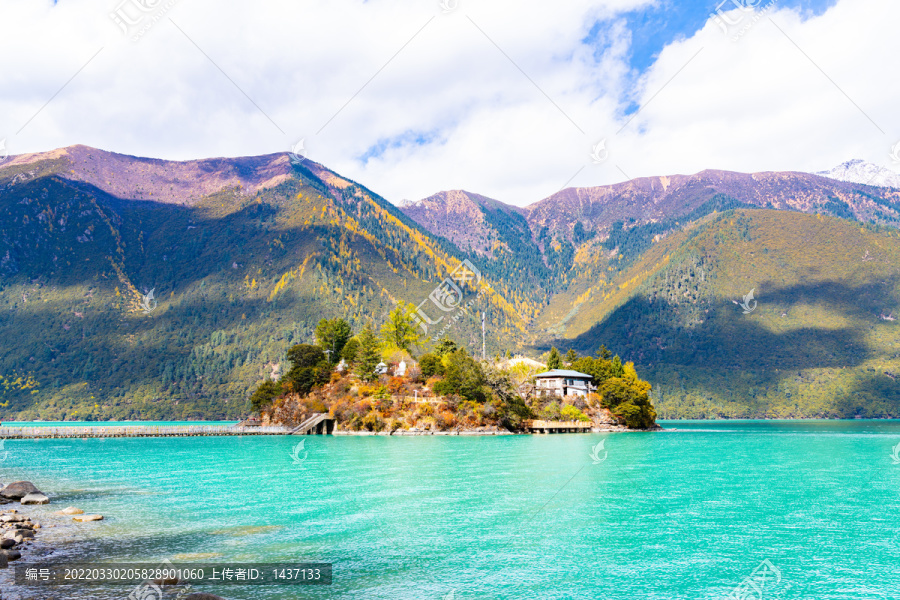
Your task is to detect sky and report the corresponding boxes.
[1,0,896,207]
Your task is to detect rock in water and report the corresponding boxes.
[0,482,42,500]
[60,507,84,515]
[1,549,22,561]
[0,551,7,568]
[0,538,15,549]
[72,514,103,522]
[20,493,50,505]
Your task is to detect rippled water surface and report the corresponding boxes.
[2,420,900,599]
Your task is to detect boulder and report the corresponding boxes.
[0,538,15,549]
[60,507,83,515]
[0,514,26,523]
[0,551,7,568]
[72,514,103,522]
[20,493,49,505]
[1,549,21,561]
[0,482,42,500]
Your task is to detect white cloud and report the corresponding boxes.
[0,0,896,206]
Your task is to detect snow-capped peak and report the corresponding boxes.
[816,159,900,189]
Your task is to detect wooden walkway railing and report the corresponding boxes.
[0,425,291,439]
[523,420,593,433]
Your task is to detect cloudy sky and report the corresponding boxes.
[1,0,896,206]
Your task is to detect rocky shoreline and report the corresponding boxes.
[0,480,232,600]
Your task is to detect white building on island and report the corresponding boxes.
[534,369,595,398]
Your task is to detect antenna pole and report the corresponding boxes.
[481,312,486,361]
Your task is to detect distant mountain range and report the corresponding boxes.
[1,147,898,419]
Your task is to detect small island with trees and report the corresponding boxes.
[250,305,658,434]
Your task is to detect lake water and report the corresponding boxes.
[1,420,899,599]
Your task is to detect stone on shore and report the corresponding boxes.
[73,514,103,522]
[20,492,49,505]
[0,538,15,549]
[0,481,42,500]
[60,507,83,515]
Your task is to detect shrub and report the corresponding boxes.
[560,404,590,422]
[362,411,385,432]
[387,376,405,395]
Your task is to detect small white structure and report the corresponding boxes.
[375,362,388,375]
[535,369,594,398]
[336,359,348,372]
[396,360,407,377]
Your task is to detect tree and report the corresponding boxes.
[315,318,352,363]
[284,344,330,396]
[434,337,459,356]
[249,380,280,412]
[564,349,579,365]
[341,338,360,364]
[611,355,625,377]
[597,364,656,429]
[381,303,425,353]
[596,345,612,360]
[508,361,542,398]
[418,353,444,378]
[433,350,488,403]
[547,347,562,370]
[355,326,381,382]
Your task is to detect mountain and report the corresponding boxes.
[400,190,525,257]
[404,169,900,245]
[0,146,525,420]
[816,159,900,189]
[2,147,900,420]
[558,209,900,418]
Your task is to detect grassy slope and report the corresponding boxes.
[551,210,900,418]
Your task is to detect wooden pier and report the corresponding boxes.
[523,420,593,434]
[0,425,291,439]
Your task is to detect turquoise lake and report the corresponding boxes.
[2,420,900,599]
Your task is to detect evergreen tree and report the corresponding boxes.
[564,349,579,365]
[355,326,381,382]
[435,337,459,356]
[547,347,562,369]
[284,344,330,396]
[315,318,352,363]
